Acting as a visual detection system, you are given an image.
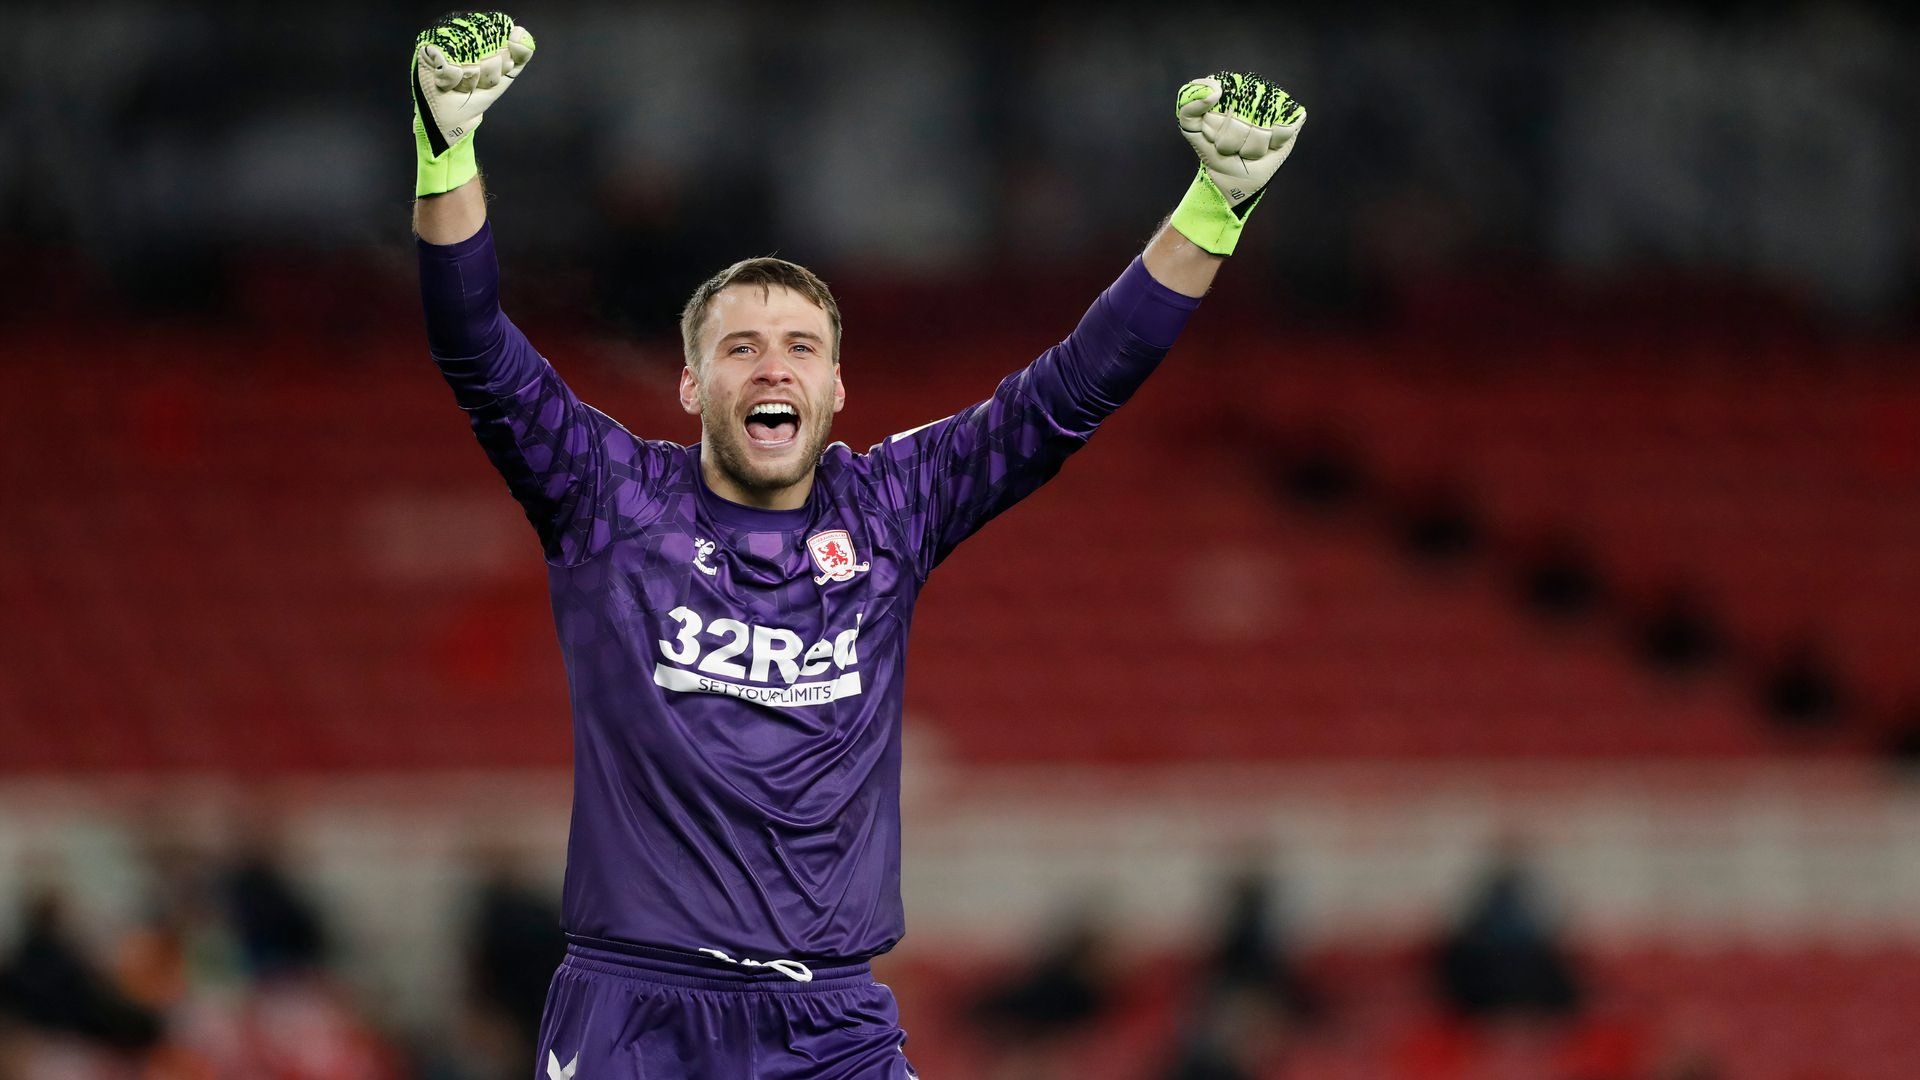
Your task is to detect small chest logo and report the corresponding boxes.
[692,537,719,577]
[806,529,870,584]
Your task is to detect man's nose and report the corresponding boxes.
[752,356,796,384]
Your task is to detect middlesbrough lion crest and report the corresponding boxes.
[806,529,870,584]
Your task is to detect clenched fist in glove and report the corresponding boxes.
[412,12,536,198]
[1169,72,1305,256]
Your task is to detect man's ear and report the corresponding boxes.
[831,365,846,414]
[679,365,701,416]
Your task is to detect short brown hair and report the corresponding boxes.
[680,257,842,371]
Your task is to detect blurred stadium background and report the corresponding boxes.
[4,2,1920,1077]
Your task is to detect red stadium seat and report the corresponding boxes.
[4,329,1914,771]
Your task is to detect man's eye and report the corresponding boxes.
[793,343,813,354]
[730,344,753,356]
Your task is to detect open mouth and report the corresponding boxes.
[744,402,801,449]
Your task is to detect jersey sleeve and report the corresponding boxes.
[418,222,672,565]
[867,256,1201,578]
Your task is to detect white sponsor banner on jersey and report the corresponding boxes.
[653,664,863,707]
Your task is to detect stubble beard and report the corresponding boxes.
[701,393,833,500]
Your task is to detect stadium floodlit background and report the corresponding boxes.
[3,2,1919,1077]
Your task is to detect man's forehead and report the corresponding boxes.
[708,283,830,332]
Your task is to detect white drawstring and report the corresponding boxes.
[697,947,814,983]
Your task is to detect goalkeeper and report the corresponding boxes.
[410,12,1303,1079]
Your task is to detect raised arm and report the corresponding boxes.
[410,14,668,564]
[870,72,1305,576]
[411,10,536,391]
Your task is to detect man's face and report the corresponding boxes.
[680,283,845,507]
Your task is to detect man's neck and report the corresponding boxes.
[699,446,814,511]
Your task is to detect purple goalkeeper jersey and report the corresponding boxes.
[418,223,1198,962]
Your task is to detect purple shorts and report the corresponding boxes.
[536,939,917,1079]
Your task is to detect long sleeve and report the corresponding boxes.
[418,223,674,564]
[866,256,1201,577]
[418,221,544,407]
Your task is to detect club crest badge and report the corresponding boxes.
[807,529,870,584]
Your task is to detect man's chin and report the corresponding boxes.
[704,415,832,503]
[737,463,810,495]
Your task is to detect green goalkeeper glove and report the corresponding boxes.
[412,12,536,198]
[1169,72,1305,256]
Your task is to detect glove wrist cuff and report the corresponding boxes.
[1170,169,1260,256]
[416,129,478,198]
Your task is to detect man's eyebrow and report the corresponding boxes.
[714,329,824,347]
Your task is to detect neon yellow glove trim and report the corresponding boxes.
[1170,169,1262,256]
[416,116,479,198]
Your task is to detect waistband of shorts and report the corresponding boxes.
[562,934,875,992]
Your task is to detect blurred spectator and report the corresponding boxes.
[1634,590,1723,675]
[1434,853,1582,1019]
[1400,490,1482,565]
[1161,863,1320,1079]
[460,859,564,1079]
[1276,438,1366,512]
[0,887,163,1052]
[1198,864,1320,1024]
[1760,643,1845,730]
[1519,539,1603,622]
[969,908,1113,1078]
[220,840,329,980]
